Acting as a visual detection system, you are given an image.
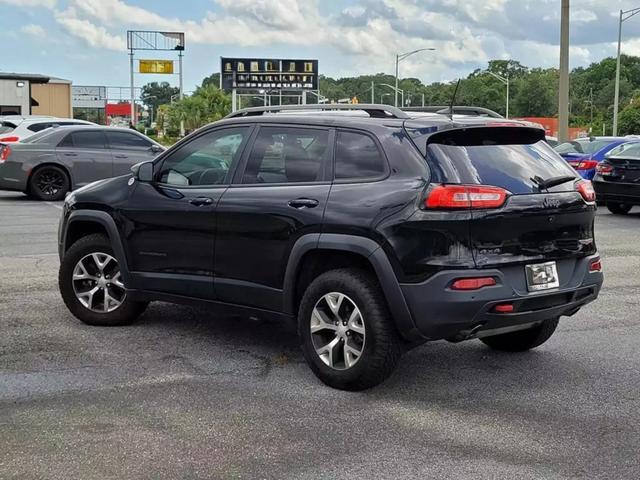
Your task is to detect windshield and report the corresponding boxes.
[0,121,17,135]
[427,140,578,195]
[607,142,640,159]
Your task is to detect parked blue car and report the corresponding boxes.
[554,137,640,180]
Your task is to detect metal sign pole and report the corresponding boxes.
[232,89,237,112]
[179,50,184,137]
[130,49,135,126]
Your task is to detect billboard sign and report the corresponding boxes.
[221,58,318,91]
[139,60,174,74]
[72,86,107,109]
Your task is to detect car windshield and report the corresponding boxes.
[607,142,640,159]
[21,128,58,144]
[0,121,17,134]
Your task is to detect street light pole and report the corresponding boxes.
[613,7,640,136]
[485,71,510,118]
[394,48,435,107]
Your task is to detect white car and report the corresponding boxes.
[0,116,95,143]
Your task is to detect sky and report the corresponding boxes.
[3,0,640,94]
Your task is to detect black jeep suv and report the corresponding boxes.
[58,104,603,390]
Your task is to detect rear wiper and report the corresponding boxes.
[531,175,577,190]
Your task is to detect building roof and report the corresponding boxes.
[0,73,50,83]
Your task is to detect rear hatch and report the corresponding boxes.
[416,126,597,269]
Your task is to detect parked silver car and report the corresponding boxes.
[0,126,164,200]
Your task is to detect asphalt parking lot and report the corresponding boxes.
[0,190,638,479]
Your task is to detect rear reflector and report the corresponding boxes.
[576,180,596,203]
[493,303,514,313]
[0,136,19,143]
[589,258,602,273]
[451,277,497,291]
[425,185,510,209]
[575,160,598,170]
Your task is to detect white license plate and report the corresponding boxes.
[525,261,560,292]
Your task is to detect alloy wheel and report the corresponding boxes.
[72,252,126,313]
[35,169,64,197]
[310,292,366,370]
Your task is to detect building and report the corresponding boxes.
[0,73,72,117]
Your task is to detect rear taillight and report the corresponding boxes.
[0,145,10,163]
[451,277,497,291]
[575,180,596,203]
[575,160,598,170]
[425,185,510,209]
[596,163,613,175]
[589,257,602,273]
[0,136,19,143]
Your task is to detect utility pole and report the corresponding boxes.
[558,0,570,142]
[613,7,640,136]
[371,81,374,104]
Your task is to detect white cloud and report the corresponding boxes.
[54,15,126,51]
[21,24,47,38]
[0,0,56,7]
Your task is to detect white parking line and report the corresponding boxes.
[45,202,63,211]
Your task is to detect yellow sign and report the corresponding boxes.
[139,60,174,74]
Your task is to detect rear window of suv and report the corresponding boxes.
[0,121,16,134]
[416,127,578,195]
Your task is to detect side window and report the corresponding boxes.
[58,133,74,148]
[68,131,107,149]
[158,127,249,186]
[27,123,52,133]
[242,127,329,184]
[335,131,387,181]
[106,131,152,149]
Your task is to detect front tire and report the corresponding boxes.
[607,202,633,215]
[480,318,559,352]
[298,268,402,391]
[29,165,70,201]
[59,234,148,326]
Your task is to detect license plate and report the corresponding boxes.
[525,261,560,292]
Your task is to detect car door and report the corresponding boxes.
[119,125,253,299]
[214,125,333,311]
[105,130,160,176]
[55,130,112,187]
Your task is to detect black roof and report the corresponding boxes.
[0,73,50,83]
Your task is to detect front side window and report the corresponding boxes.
[158,127,249,186]
[106,131,152,149]
[242,127,330,184]
[335,131,387,181]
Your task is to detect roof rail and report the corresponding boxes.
[225,103,410,120]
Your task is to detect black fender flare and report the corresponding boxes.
[61,210,131,285]
[283,233,425,342]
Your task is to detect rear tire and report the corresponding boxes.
[480,318,559,352]
[607,202,632,215]
[29,165,70,201]
[59,234,148,326]
[298,268,402,391]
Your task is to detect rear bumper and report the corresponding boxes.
[400,255,603,340]
[0,161,28,192]
[593,179,640,205]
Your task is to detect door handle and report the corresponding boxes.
[189,197,213,207]
[114,154,128,159]
[64,153,78,157]
[288,198,319,209]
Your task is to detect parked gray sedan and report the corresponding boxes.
[0,126,165,200]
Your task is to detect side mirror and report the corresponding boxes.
[131,161,154,182]
[150,144,164,154]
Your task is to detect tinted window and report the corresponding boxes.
[158,127,249,186]
[0,121,16,134]
[335,131,386,180]
[427,140,577,194]
[242,127,329,184]
[66,131,107,149]
[608,142,640,159]
[106,131,151,149]
[27,123,51,132]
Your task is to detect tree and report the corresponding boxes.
[618,101,640,135]
[512,69,557,117]
[141,81,180,113]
